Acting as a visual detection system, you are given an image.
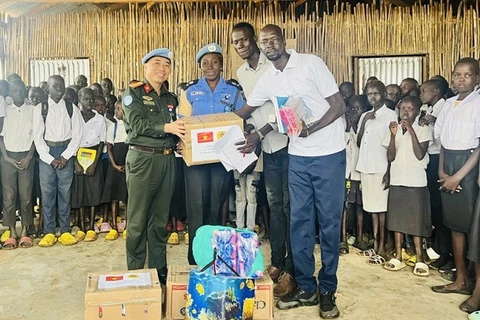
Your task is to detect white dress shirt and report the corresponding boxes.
[382,121,432,187]
[1,101,34,152]
[0,96,10,117]
[106,120,127,144]
[247,49,344,157]
[32,97,84,164]
[80,111,106,147]
[426,99,445,155]
[237,53,288,154]
[435,92,480,150]
[356,105,398,174]
[345,127,361,181]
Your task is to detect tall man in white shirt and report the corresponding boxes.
[0,80,36,248]
[232,22,295,298]
[235,24,346,319]
[33,75,84,247]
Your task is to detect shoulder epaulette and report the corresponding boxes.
[129,80,143,89]
[185,79,199,89]
[226,78,243,91]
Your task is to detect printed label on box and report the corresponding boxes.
[191,126,233,162]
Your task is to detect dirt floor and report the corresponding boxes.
[0,226,470,320]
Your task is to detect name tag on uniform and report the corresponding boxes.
[191,91,205,96]
[143,100,155,105]
[142,96,153,101]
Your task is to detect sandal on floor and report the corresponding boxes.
[176,220,185,232]
[431,284,472,295]
[3,237,18,250]
[384,258,407,271]
[460,298,480,313]
[413,262,430,277]
[19,236,34,248]
[339,242,349,255]
[469,311,480,320]
[357,248,376,257]
[58,232,78,246]
[122,230,127,240]
[75,230,86,242]
[184,232,189,245]
[406,255,417,267]
[368,255,386,266]
[38,233,57,247]
[117,220,126,233]
[347,236,356,246]
[100,222,112,233]
[84,230,98,242]
[105,229,119,241]
[167,232,179,245]
[1,230,11,243]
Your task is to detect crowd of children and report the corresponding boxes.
[340,57,480,315]
[2,55,480,316]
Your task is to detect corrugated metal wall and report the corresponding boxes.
[29,58,90,87]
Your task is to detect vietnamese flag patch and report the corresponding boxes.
[106,275,124,281]
[197,132,214,143]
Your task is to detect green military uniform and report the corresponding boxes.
[122,79,177,278]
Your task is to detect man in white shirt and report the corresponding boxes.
[33,75,84,247]
[419,79,452,269]
[0,79,36,249]
[232,22,295,298]
[235,24,346,319]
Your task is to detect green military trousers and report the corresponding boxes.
[125,149,176,272]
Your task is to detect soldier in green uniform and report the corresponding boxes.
[122,48,185,284]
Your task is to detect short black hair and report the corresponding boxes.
[455,57,480,75]
[95,95,106,103]
[340,81,354,89]
[10,79,26,91]
[422,79,449,97]
[402,77,419,87]
[7,73,21,83]
[232,22,255,37]
[348,95,369,110]
[78,87,94,99]
[366,80,387,95]
[399,96,422,111]
[386,84,401,91]
[0,80,9,92]
[261,24,283,39]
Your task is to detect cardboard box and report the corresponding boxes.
[165,265,198,320]
[254,274,274,320]
[165,265,274,320]
[84,269,161,320]
[182,113,244,166]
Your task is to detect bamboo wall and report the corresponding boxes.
[1,1,480,90]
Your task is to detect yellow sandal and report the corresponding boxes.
[58,232,78,246]
[38,233,57,247]
[75,231,86,242]
[106,229,119,241]
[84,230,98,242]
[167,232,179,245]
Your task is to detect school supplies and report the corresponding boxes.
[77,148,97,174]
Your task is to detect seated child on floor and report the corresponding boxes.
[382,96,432,276]
[72,88,105,242]
[341,95,369,254]
[101,99,128,240]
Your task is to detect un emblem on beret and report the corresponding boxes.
[208,45,216,52]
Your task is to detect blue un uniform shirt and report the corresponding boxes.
[179,77,245,117]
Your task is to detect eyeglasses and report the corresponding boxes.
[259,37,282,46]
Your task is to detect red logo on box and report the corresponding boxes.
[256,285,270,290]
[172,285,187,290]
[106,276,124,281]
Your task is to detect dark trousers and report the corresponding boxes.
[428,154,452,255]
[125,149,176,271]
[39,145,73,234]
[184,162,231,265]
[263,147,293,273]
[1,151,34,227]
[289,150,346,294]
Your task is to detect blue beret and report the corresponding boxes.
[142,48,172,64]
[196,43,222,63]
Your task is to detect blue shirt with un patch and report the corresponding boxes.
[184,77,245,116]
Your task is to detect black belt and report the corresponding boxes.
[129,145,173,155]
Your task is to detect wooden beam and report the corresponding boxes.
[295,0,307,7]
[145,1,156,10]
[212,2,231,14]
[93,3,109,9]
[384,0,415,6]
[22,2,59,15]
[104,3,130,11]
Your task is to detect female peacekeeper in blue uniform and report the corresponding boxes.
[178,43,245,265]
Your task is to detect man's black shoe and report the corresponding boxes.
[157,267,168,285]
[319,292,340,319]
[276,288,318,310]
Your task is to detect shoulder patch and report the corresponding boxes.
[226,79,243,91]
[123,95,133,107]
[129,80,143,89]
[185,79,199,89]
